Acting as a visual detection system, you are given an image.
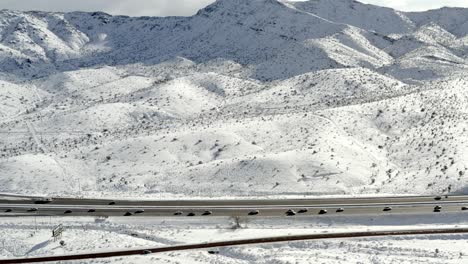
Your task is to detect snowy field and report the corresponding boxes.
[2,214,468,263]
[0,0,467,199]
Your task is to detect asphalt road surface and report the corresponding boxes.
[0,194,467,217]
[2,195,468,263]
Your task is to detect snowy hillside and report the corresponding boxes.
[0,0,467,198]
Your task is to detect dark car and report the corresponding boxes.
[187,212,196,216]
[202,211,212,216]
[298,209,308,214]
[124,212,133,216]
[462,206,468,211]
[383,207,392,212]
[286,209,296,216]
[64,210,72,214]
[135,209,145,214]
[336,208,344,213]
[248,210,259,216]
[318,209,328,215]
[174,211,183,216]
[27,208,38,212]
[33,198,53,204]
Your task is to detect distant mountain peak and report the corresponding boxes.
[196,0,286,16]
[290,0,416,35]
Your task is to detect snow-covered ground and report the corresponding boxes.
[1,0,467,198]
[1,0,468,262]
[2,214,468,263]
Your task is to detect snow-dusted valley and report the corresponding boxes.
[1,0,468,262]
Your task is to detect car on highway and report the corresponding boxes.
[462,206,468,211]
[286,209,296,216]
[174,211,183,216]
[298,209,308,214]
[135,209,145,214]
[4,209,12,212]
[27,208,38,212]
[202,210,212,216]
[88,209,96,213]
[187,212,196,216]
[248,210,259,215]
[64,210,72,214]
[336,208,344,213]
[124,212,133,216]
[33,197,53,204]
[383,207,392,212]
[318,209,328,215]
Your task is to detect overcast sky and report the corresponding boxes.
[0,0,467,16]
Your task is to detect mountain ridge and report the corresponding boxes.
[0,0,465,81]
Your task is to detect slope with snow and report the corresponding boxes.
[0,0,467,199]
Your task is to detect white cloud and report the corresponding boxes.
[0,0,216,16]
[0,0,467,16]
[105,0,216,16]
[359,0,468,11]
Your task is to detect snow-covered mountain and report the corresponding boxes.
[0,0,467,198]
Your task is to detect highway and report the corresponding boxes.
[0,194,468,217]
[2,195,468,263]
